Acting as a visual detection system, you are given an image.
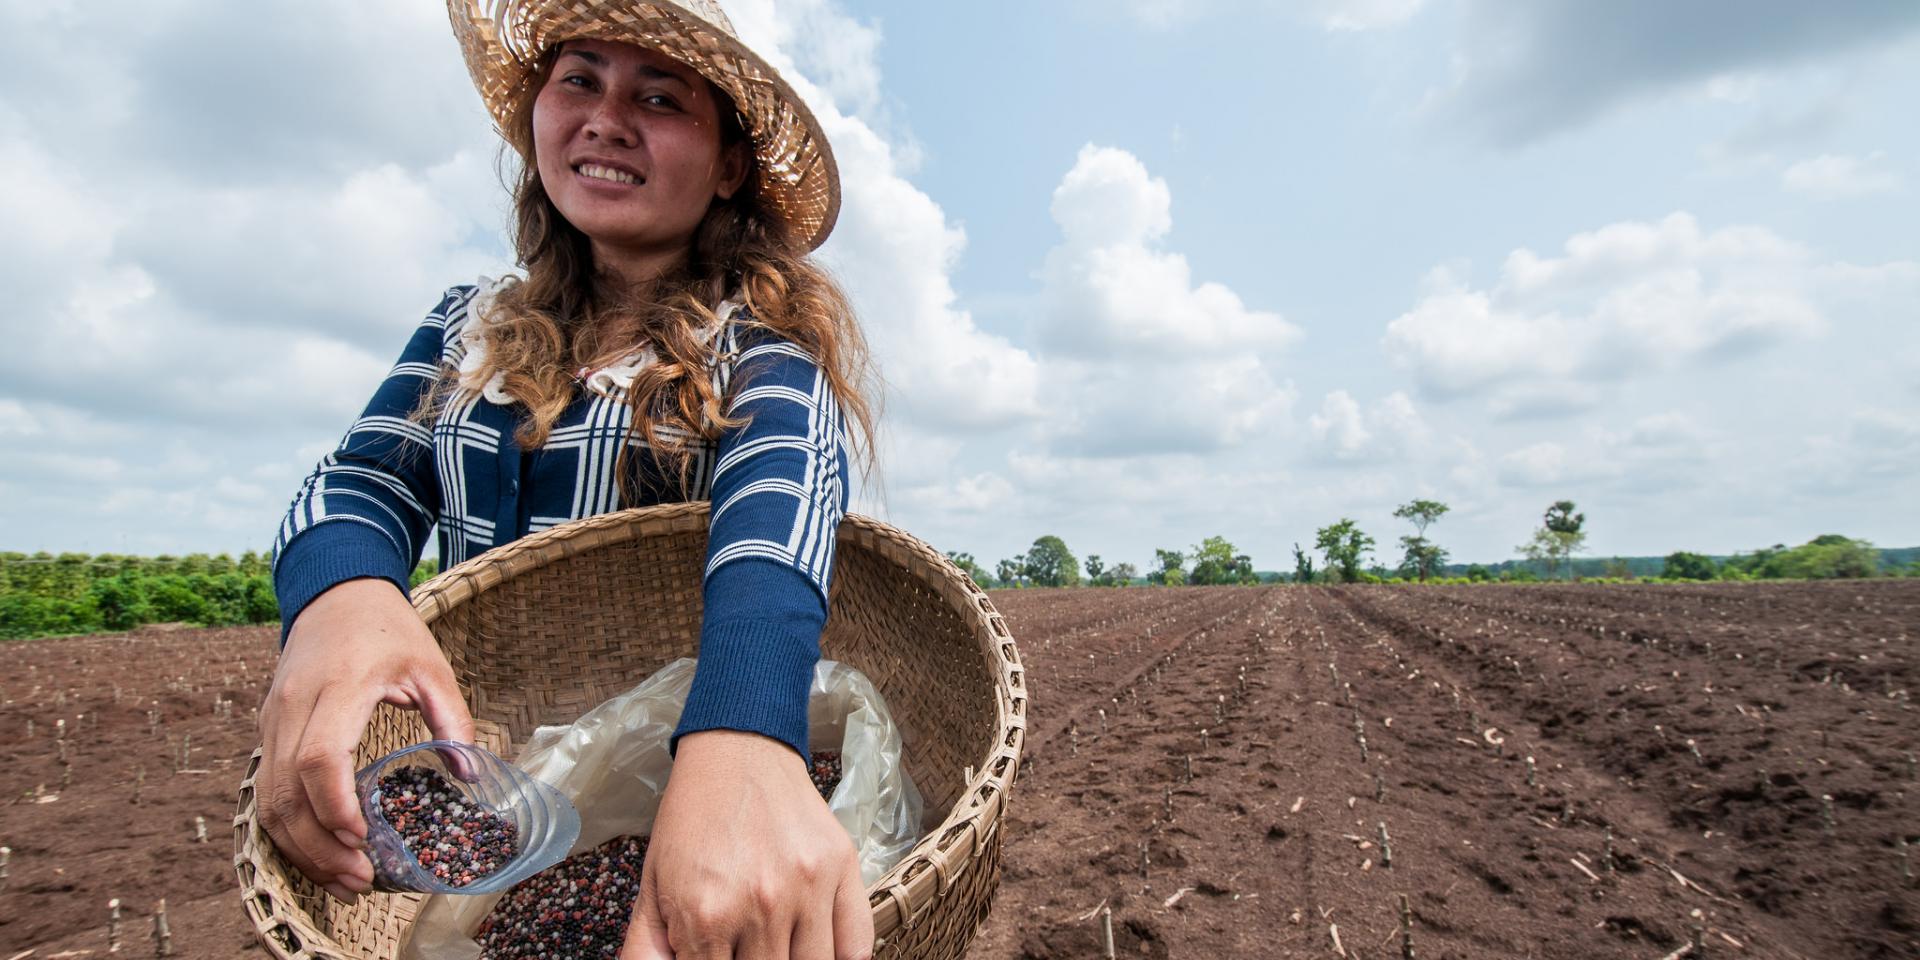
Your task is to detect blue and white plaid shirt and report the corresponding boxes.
[271,281,850,759]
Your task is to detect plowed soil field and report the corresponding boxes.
[3,581,1917,959]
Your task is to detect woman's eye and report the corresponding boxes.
[643,94,678,109]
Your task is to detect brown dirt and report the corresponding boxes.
[0,624,275,957]
[3,582,1916,959]
[966,581,1920,960]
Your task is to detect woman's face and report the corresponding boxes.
[532,39,749,272]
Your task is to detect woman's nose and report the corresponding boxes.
[583,100,638,147]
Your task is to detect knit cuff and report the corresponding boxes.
[670,614,823,762]
[273,521,413,646]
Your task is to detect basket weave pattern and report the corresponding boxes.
[234,504,1026,959]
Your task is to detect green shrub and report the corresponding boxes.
[245,576,279,624]
[88,574,153,631]
[1762,537,1880,579]
[193,573,253,626]
[145,576,212,624]
[1661,551,1718,581]
[0,593,100,639]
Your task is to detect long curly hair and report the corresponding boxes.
[415,48,880,505]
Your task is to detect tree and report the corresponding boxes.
[1188,536,1256,585]
[1314,519,1375,584]
[1662,551,1717,581]
[1392,499,1450,581]
[1544,500,1584,535]
[244,576,279,623]
[1520,500,1587,580]
[945,551,992,586]
[87,574,151,631]
[1152,548,1186,586]
[1760,535,1881,579]
[1022,535,1080,587]
[1393,500,1449,537]
[1084,554,1106,585]
[995,557,1025,587]
[1291,543,1316,584]
[1397,536,1449,582]
[1108,561,1139,586]
[145,575,211,624]
[1518,528,1566,579]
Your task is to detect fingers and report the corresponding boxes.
[790,901,834,960]
[411,651,478,746]
[292,683,383,855]
[734,882,793,960]
[256,747,371,900]
[618,860,678,960]
[830,858,875,960]
[257,682,353,896]
[259,581,467,901]
[281,796,374,895]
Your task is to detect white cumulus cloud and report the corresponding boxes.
[1782,152,1905,199]
[1033,145,1300,456]
[1384,212,1831,412]
[728,0,1043,436]
[1309,390,1428,462]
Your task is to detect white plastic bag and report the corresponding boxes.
[401,658,924,960]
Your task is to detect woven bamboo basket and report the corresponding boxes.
[233,503,1027,959]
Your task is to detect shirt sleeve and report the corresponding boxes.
[269,286,472,644]
[671,319,851,761]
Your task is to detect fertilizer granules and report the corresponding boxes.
[471,751,845,959]
[376,766,522,887]
[807,749,843,800]
[477,835,650,960]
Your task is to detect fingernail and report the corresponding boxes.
[334,828,365,850]
[324,882,359,905]
[341,871,373,894]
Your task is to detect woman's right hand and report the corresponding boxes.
[256,577,477,903]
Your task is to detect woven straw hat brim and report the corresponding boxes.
[449,0,842,252]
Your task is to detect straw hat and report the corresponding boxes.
[447,0,842,251]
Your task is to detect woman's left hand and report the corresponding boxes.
[621,729,874,960]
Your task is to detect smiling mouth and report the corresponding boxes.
[575,163,644,186]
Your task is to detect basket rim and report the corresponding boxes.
[234,502,1026,952]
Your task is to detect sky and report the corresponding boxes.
[1,0,1916,574]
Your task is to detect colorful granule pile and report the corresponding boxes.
[471,751,844,959]
[376,766,522,887]
[808,750,843,800]
[477,835,650,960]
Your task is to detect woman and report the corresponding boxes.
[257,2,881,958]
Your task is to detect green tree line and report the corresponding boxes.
[0,551,441,640]
[941,497,1919,590]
